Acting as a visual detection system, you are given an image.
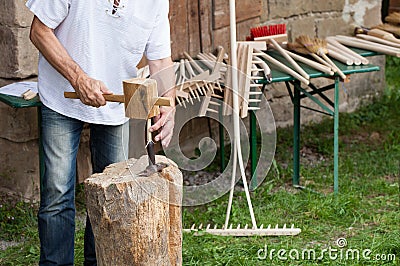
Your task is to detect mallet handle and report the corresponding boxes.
[64,92,125,102]
[64,92,172,106]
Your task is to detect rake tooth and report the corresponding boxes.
[275,224,279,229]
[206,224,211,230]
[216,82,223,92]
[201,86,208,95]
[196,84,205,96]
[249,99,262,103]
[259,224,263,229]
[199,223,203,230]
[267,224,271,229]
[237,224,241,229]
[250,84,263,88]
[249,91,263,95]
[181,98,187,108]
[245,224,248,229]
[187,95,194,105]
[206,108,219,114]
[188,88,196,99]
[206,83,215,93]
[229,224,233,230]
[209,101,221,106]
[211,94,223,99]
[176,96,183,106]
[191,224,196,230]
[248,107,260,111]
[193,88,201,100]
[283,224,287,229]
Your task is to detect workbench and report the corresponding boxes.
[247,48,380,193]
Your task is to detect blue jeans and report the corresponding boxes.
[38,105,129,266]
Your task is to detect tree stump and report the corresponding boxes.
[84,155,182,266]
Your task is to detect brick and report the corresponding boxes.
[316,16,353,38]
[213,0,261,29]
[268,0,313,19]
[363,4,382,27]
[0,25,38,79]
[0,138,39,201]
[0,101,38,142]
[0,0,33,27]
[289,16,316,41]
[311,0,345,13]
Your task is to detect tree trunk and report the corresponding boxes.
[84,155,182,266]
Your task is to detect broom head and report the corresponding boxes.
[372,23,400,37]
[250,24,287,43]
[385,12,400,25]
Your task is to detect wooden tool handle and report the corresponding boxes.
[335,36,400,57]
[320,53,347,80]
[154,97,173,106]
[327,37,369,65]
[356,34,400,48]
[64,92,125,102]
[183,51,204,73]
[254,49,309,85]
[284,50,334,75]
[369,28,400,45]
[270,39,310,80]
[327,49,353,65]
[327,43,362,65]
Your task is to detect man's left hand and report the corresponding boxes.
[150,105,175,147]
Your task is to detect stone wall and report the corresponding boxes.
[0,0,39,200]
[0,0,386,200]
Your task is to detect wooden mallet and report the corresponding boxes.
[65,78,173,167]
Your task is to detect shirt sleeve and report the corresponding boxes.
[144,0,172,60]
[26,0,71,29]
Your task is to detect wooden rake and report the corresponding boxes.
[183,223,301,236]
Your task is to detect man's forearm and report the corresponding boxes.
[29,16,86,88]
[148,57,175,100]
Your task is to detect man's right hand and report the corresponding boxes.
[72,74,112,108]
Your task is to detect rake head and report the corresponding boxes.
[184,223,301,236]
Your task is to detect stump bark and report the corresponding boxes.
[84,155,182,266]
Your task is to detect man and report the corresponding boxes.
[26,0,175,265]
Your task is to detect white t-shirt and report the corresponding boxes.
[26,0,171,125]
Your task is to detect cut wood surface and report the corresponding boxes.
[85,155,183,266]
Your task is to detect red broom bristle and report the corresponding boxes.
[250,23,286,38]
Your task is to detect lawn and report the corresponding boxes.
[0,58,399,265]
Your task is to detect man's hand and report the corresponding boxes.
[150,105,175,147]
[30,16,111,108]
[72,74,112,108]
[148,57,176,147]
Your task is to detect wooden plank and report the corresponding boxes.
[389,0,400,12]
[213,0,262,30]
[169,0,188,60]
[188,0,201,56]
[199,0,213,53]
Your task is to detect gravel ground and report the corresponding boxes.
[0,240,19,251]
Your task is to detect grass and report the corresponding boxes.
[1,58,399,265]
